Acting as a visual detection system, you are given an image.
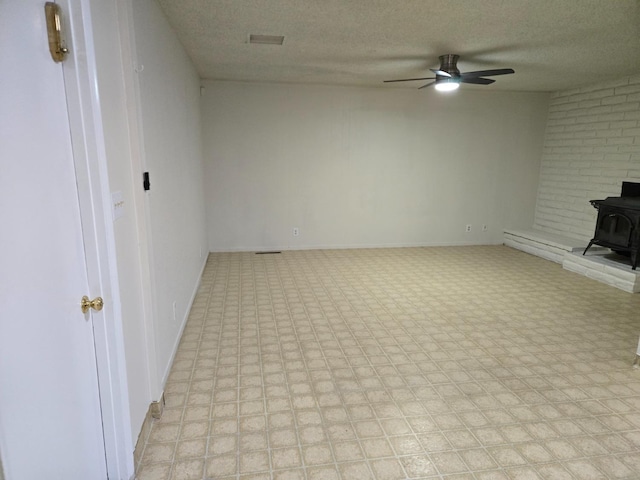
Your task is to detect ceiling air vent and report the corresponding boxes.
[249,34,284,45]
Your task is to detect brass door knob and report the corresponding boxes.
[81,296,104,314]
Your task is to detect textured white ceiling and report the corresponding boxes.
[155,0,640,92]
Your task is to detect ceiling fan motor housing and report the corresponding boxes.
[439,54,460,77]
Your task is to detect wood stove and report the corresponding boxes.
[583,182,640,270]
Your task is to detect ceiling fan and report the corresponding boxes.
[384,54,515,92]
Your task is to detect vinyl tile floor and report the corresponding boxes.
[136,246,640,480]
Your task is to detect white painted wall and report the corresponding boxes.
[533,75,640,239]
[202,82,549,251]
[131,0,208,387]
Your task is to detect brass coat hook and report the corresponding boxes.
[45,2,69,63]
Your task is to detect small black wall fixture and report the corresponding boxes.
[143,172,151,191]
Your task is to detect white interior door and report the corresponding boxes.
[0,2,108,478]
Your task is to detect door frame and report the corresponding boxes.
[114,0,162,403]
[61,0,135,477]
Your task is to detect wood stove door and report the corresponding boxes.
[596,211,633,247]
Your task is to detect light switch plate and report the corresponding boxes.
[111,191,124,221]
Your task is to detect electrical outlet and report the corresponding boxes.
[482,224,488,232]
[293,227,300,237]
[465,224,471,233]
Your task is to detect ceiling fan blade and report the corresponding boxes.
[429,69,452,77]
[461,68,515,78]
[384,77,435,83]
[460,77,495,85]
[418,81,436,90]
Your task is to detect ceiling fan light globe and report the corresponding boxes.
[435,80,459,92]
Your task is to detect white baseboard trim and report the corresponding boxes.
[208,240,504,253]
[160,256,208,390]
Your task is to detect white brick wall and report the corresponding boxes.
[533,74,640,240]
